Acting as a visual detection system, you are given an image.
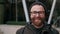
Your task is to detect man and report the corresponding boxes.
[16,2,59,34]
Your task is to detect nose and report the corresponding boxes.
[36,13,40,17]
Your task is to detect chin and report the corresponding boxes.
[35,23,42,26]
[35,21,42,25]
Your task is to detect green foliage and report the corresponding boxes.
[6,21,26,25]
[0,0,4,2]
[0,4,4,24]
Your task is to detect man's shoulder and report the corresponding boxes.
[51,28,59,34]
[16,27,25,34]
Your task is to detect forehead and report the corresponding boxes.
[31,5,45,12]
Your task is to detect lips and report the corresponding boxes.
[31,17,43,23]
[35,19,41,22]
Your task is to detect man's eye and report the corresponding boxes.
[30,11,45,14]
[33,12,37,14]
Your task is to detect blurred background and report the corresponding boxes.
[0,0,60,34]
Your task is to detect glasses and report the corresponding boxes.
[30,11,45,15]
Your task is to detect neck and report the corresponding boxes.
[32,23,43,28]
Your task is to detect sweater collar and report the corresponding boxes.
[26,23,44,31]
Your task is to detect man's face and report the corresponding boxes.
[30,5,45,26]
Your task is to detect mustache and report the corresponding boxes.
[31,18,45,21]
[31,18,42,20]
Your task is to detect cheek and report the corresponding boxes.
[40,14,45,18]
[30,14,35,19]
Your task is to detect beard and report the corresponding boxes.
[31,18,44,26]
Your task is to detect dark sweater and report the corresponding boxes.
[16,23,59,34]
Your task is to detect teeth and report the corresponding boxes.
[35,19,40,21]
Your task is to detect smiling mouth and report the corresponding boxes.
[34,18,42,20]
[35,19,41,21]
